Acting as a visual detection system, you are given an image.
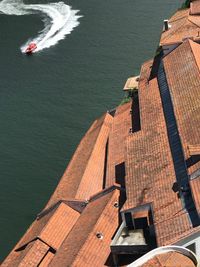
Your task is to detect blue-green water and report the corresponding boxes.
[0,0,182,261]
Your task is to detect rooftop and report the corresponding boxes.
[2,186,121,267]
[129,247,198,267]
[2,2,200,266]
[160,3,200,46]
[163,39,200,176]
[123,59,194,246]
[106,102,132,188]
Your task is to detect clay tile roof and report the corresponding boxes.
[106,102,132,187]
[39,202,80,250]
[72,189,120,267]
[48,188,120,267]
[123,59,192,246]
[190,0,200,15]
[1,204,58,267]
[39,251,54,267]
[45,113,113,208]
[140,251,196,267]
[160,8,200,46]
[75,113,113,199]
[190,176,200,215]
[1,202,80,267]
[18,239,49,267]
[163,39,200,175]
[188,144,200,156]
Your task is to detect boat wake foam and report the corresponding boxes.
[0,0,82,53]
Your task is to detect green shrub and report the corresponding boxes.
[181,0,191,9]
[120,89,138,106]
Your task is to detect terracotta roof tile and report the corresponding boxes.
[188,144,200,156]
[46,113,110,207]
[39,251,54,267]
[106,102,132,187]
[39,202,80,250]
[1,202,80,267]
[18,239,49,267]
[190,0,200,15]
[163,40,200,175]
[160,8,200,46]
[1,113,113,266]
[72,189,120,267]
[123,60,192,246]
[190,176,200,215]
[48,188,120,267]
[140,251,196,267]
[75,113,113,199]
[164,251,196,266]
[1,206,57,267]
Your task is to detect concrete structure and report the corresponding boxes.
[123,76,139,91]
[2,1,200,266]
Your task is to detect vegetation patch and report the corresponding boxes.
[120,88,138,106]
[181,0,191,9]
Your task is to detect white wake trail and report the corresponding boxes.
[0,0,82,53]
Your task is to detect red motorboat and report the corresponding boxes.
[25,43,37,54]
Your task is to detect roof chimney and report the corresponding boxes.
[163,20,170,31]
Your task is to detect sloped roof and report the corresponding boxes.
[45,112,113,208]
[190,0,200,15]
[160,8,200,46]
[123,59,193,246]
[75,113,113,199]
[190,176,200,215]
[1,202,80,267]
[39,251,54,267]
[106,102,132,187]
[39,202,80,250]
[163,39,200,175]
[2,187,120,267]
[18,240,49,267]
[139,251,196,267]
[48,188,120,267]
[1,205,57,267]
[1,239,51,267]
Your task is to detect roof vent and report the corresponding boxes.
[114,202,119,208]
[96,232,103,239]
[163,20,171,31]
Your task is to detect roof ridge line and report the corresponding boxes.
[89,184,121,202]
[72,189,120,265]
[188,39,200,75]
[74,113,113,199]
[188,13,200,27]
[37,199,86,220]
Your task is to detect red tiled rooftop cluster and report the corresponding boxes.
[2,102,131,266]
[3,1,200,266]
[160,1,200,46]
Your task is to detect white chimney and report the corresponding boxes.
[163,20,170,31]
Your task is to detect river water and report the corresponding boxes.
[0,0,182,261]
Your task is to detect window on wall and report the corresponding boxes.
[186,243,196,254]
